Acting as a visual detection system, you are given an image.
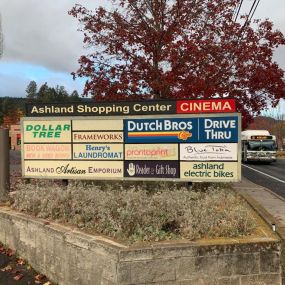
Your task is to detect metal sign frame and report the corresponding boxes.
[21,113,241,182]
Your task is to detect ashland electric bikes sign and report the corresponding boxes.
[22,99,241,182]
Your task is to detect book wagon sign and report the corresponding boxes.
[22,99,241,182]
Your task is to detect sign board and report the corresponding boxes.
[25,99,236,117]
[21,113,241,182]
[251,135,273,140]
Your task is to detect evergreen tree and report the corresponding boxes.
[2,97,15,114]
[25,81,38,101]
[55,85,69,102]
[37,82,49,102]
[69,90,81,101]
[25,81,81,103]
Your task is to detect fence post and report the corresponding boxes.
[0,129,10,200]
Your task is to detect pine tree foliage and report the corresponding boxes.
[26,81,38,101]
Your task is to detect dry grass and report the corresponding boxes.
[277,151,285,158]
[9,180,256,244]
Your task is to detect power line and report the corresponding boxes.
[244,0,261,27]
[234,0,244,22]
[239,0,261,39]
[247,0,258,21]
[234,0,261,27]
[249,0,261,23]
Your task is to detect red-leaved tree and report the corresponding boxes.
[69,0,285,126]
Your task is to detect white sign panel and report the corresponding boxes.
[180,143,237,161]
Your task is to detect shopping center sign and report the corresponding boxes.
[22,99,241,182]
[25,98,236,116]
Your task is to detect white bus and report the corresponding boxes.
[241,130,277,163]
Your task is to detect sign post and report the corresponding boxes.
[0,128,10,200]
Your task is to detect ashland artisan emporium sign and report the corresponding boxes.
[22,99,241,182]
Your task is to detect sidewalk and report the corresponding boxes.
[233,177,285,231]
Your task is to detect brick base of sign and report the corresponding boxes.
[0,207,282,285]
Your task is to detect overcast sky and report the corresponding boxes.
[0,0,285,107]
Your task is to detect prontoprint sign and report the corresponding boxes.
[21,113,241,182]
[25,99,236,117]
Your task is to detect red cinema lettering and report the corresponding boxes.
[177,99,236,114]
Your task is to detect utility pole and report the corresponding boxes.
[0,129,10,201]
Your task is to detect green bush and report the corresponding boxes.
[10,181,256,244]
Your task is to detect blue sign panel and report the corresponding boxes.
[124,116,238,143]
[199,116,238,143]
[124,118,198,143]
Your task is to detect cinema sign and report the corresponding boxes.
[22,111,241,182]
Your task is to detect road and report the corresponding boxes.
[242,159,285,198]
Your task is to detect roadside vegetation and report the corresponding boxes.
[9,180,256,244]
[277,150,285,158]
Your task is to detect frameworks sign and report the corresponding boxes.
[22,113,241,182]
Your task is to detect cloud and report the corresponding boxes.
[0,0,103,73]
[0,62,85,97]
[1,0,285,73]
[0,0,284,99]
[0,72,27,98]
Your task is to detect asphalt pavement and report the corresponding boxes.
[242,159,285,197]
[0,245,51,285]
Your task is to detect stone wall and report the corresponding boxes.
[0,207,282,285]
[234,185,285,285]
[117,242,281,285]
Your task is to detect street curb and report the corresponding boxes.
[233,184,285,285]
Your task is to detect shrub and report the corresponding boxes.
[10,181,256,244]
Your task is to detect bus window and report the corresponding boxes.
[248,140,275,151]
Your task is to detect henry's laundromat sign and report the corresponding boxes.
[22,99,241,182]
